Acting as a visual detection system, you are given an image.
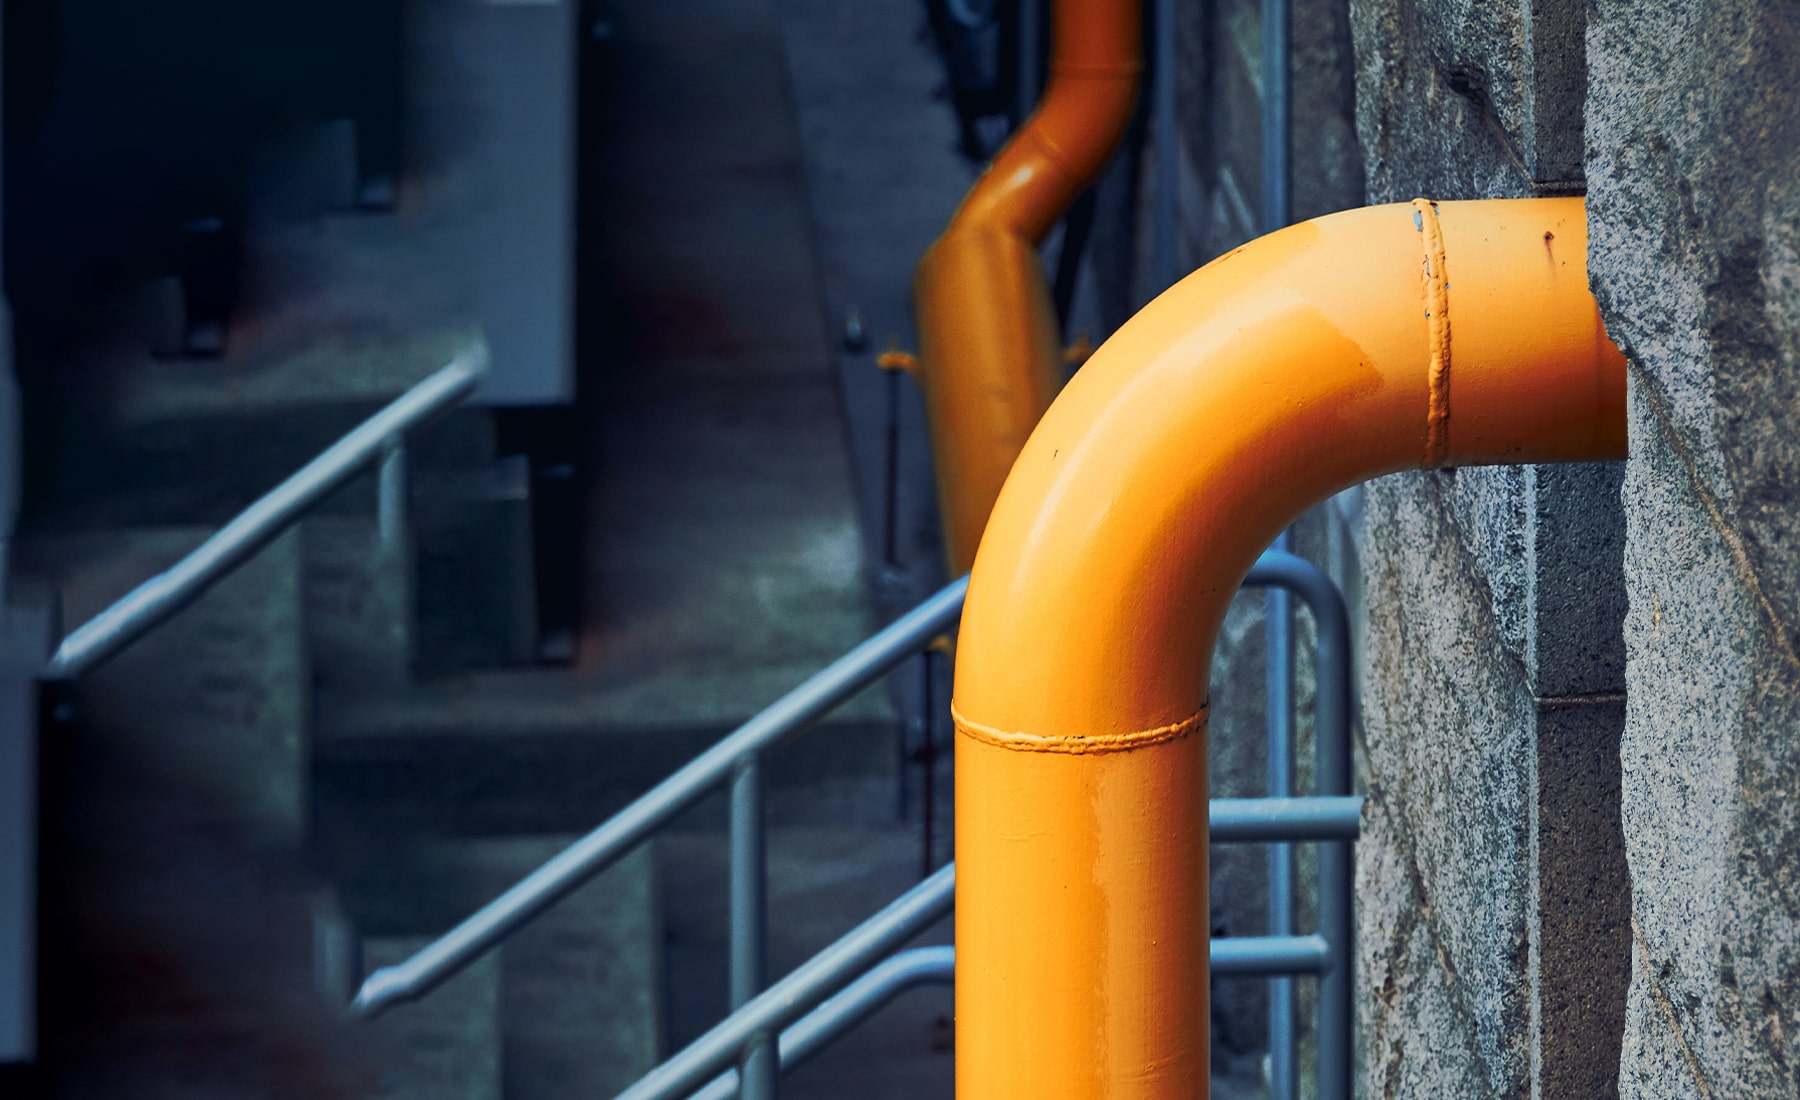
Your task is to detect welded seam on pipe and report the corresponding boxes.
[951,699,1207,754]
[1413,197,1452,466]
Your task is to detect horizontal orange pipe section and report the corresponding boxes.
[953,198,1626,1097]
[910,0,1141,573]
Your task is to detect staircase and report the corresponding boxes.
[9,3,1361,1097]
[15,3,943,1096]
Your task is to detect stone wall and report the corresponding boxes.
[1347,1,1634,1097]
[1112,0,1795,1094]
[1586,2,1800,1094]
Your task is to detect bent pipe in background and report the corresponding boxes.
[908,0,1140,573]
[951,198,1627,1096]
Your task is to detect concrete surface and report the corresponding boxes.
[659,826,952,1096]
[303,515,411,690]
[362,937,501,1100]
[1586,2,1800,1094]
[1348,0,1585,200]
[346,843,660,1099]
[581,0,885,731]
[18,527,310,843]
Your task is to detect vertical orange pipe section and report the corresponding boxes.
[911,0,1141,573]
[953,198,1627,1096]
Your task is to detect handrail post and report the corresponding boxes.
[1261,0,1298,1084]
[730,755,777,1099]
[377,437,409,557]
[1314,584,1355,1100]
[351,577,969,1018]
[1266,552,1298,1100]
[1245,550,1355,1100]
[376,437,413,678]
[45,347,484,681]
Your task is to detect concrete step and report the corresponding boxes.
[18,525,310,843]
[28,378,496,535]
[413,456,539,679]
[343,841,661,1099]
[360,937,503,1100]
[302,453,541,694]
[303,515,412,692]
[313,667,901,838]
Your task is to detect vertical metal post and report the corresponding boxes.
[377,437,408,556]
[882,367,901,568]
[376,436,413,679]
[730,757,777,1099]
[1261,1,1297,1096]
[1315,590,1354,1100]
[919,646,939,879]
[1265,558,1298,1100]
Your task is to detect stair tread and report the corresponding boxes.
[352,840,661,1098]
[20,525,310,842]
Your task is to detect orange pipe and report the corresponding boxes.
[952,198,1626,1097]
[910,0,1141,573]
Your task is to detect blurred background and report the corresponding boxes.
[0,0,1368,1095]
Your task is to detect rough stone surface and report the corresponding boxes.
[1349,0,1587,200]
[1586,3,1800,1094]
[1355,469,1631,1100]
[1347,2,1634,1096]
[1176,0,1362,263]
[1358,474,1537,1099]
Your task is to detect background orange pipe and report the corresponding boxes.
[952,198,1626,1097]
[910,0,1141,573]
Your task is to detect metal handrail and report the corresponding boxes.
[359,549,1355,1099]
[1244,549,1355,1100]
[643,795,1363,1100]
[618,864,957,1100]
[688,913,1347,1100]
[689,946,955,1100]
[46,344,489,680]
[352,575,971,1018]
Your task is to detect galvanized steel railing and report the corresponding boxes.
[350,576,973,1021]
[1245,549,1356,1099]
[45,345,488,681]
[644,796,1362,1100]
[361,548,1357,1100]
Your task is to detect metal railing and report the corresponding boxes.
[45,345,488,681]
[1244,551,1355,1100]
[351,575,972,1019]
[687,945,955,1100]
[362,548,1356,1100]
[644,550,1353,1099]
[634,796,1362,1100]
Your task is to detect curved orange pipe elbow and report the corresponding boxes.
[911,0,1141,573]
[952,198,1626,1097]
